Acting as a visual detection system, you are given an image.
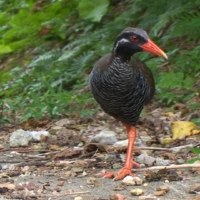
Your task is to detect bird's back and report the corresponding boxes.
[89,54,155,126]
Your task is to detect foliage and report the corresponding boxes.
[0,0,200,123]
[187,147,200,164]
[78,0,110,22]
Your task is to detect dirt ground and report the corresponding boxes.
[15,169,200,200]
[0,109,200,200]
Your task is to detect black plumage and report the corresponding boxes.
[89,27,167,180]
[90,28,155,126]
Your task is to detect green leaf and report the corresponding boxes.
[0,44,12,54]
[186,158,200,164]
[157,72,184,89]
[78,0,109,22]
[189,148,200,154]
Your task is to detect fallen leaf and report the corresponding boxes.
[110,193,126,200]
[0,183,15,190]
[53,148,81,160]
[164,112,176,117]
[189,183,200,194]
[84,143,107,153]
[154,190,166,196]
[171,121,200,140]
[16,183,39,190]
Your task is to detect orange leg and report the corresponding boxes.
[101,125,140,180]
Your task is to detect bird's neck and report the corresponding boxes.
[112,42,134,63]
[111,49,132,65]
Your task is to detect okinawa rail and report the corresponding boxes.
[89,27,167,180]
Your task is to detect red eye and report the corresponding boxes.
[131,36,139,42]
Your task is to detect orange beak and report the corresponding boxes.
[141,38,168,59]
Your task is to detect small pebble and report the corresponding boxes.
[91,130,117,145]
[177,158,185,164]
[122,178,136,186]
[86,177,98,185]
[154,190,166,196]
[156,185,170,192]
[57,181,64,186]
[136,154,156,166]
[132,176,143,185]
[130,188,144,196]
[155,158,170,166]
[122,176,143,186]
[74,197,83,200]
[113,139,128,147]
[112,163,122,169]
[72,167,84,173]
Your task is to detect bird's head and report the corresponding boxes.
[113,27,167,61]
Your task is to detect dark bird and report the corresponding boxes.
[89,27,167,180]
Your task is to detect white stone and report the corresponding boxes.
[136,154,156,166]
[30,130,49,141]
[113,139,128,147]
[91,130,117,145]
[9,129,33,147]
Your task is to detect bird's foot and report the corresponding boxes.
[101,160,140,181]
[101,167,134,181]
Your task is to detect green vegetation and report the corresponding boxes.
[0,0,200,123]
[187,147,200,164]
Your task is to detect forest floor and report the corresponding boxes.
[0,105,200,200]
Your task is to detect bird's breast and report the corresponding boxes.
[90,61,153,125]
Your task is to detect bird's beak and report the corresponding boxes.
[141,38,168,59]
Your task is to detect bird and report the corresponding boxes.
[89,27,167,180]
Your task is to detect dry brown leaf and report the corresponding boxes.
[0,183,15,190]
[16,182,39,190]
[164,112,176,118]
[110,193,126,200]
[171,121,200,140]
[84,143,107,153]
[53,149,81,160]
[154,190,166,196]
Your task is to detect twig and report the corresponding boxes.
[132,164,200,172]
[138,144,194,152]
[138,147,172,151]
[15,161,47,167]
[0,147,49,153]
[170,144,193,153]
[45,158,96,167]
[42,191,90,197]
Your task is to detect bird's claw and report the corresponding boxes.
[101,172,115,179]
[100,168,135,181]
[100,160,140,181]
[114,168,135,180]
